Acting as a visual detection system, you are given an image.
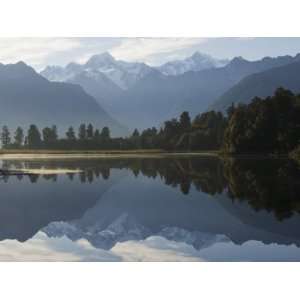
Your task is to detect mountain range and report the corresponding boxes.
[0,51,299,135]
[41,52,155,90]
[41,52,300,130]
[0,61,126,135]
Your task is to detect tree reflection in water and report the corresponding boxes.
[1,156,300,221]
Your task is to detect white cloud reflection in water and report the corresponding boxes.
[0,232,299,262]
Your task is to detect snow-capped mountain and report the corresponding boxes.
[84,52,155,89]
[157,52,229,76]
[42,213,229,251]
[40,62,82,82]
[41,52,155,90]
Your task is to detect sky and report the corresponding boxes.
[1,37,300,70]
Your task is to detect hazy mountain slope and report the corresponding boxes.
[42,53,300,130]
[210,61,300,112]
[0,62,126,136]
[67,70,124,115]
[110,54,300,129]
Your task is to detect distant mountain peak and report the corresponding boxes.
[157,52,229,76]
[85,52,115,68]
[15,60,28,67]
[190,51,211,59]
[230,56,248,64]
[0,61,40,80]
[6,61,32,70]
[42,51,155,90]
[66,62,81,70]
[0,61,127,136]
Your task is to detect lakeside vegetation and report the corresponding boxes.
[1,88,300,161]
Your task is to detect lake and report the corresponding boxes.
[0,155,300,261]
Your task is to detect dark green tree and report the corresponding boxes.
[223,88,300,154]
[51,125,58,142]
[94,129,100,139]
[78,124,86,140]
[179,111,191,132]
[1,126,11,148]
[14,127,24,147]
[130,128,141,149]
[66,126,76,140]
[27,125,42,148]
[87,123,94,139]
[132,129,140,137]
[101,127,110,140]
[43,127,54,146]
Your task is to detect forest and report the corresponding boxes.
[1,87,300,156]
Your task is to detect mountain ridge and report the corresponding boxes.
[0,61,127,136]
[41,52,300,130]
[210,60,300,112]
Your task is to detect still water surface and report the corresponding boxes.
[0,156,300,261]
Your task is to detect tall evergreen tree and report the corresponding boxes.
[94,129,100,140]
[51,125,58,142]
[179,111,191,132]
[42,125,58,147]
[87,123,94,139]
[101,127,110,140]
[130,128,141,149]
[14,127,24,147]
[132,129,140,137]
[78,124,86,140]
[27,125,42,148]
[66,126,76,140]
[43,127,53,145]
[1,126,11,148]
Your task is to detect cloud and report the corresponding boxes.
[0,231,299,261]
[0,232,120,262]
[0,38,81,69]
[0,37,296,70]
[0,37,121,70]
[110,38,207,65]
[111,236,204,262]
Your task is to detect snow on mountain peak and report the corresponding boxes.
[157,52,229,76]
[41,52,156,90]
[85,52,115,68]
[41,51,230,88]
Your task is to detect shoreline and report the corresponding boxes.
[0,150,220,160]
[0,150,292,161]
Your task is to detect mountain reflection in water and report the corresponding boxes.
[0,156,300,261]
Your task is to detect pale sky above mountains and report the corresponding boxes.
[1,37,300,70]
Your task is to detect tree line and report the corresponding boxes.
[1,87,300,154]
[0,124,112,150]
[0,110,226,151]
